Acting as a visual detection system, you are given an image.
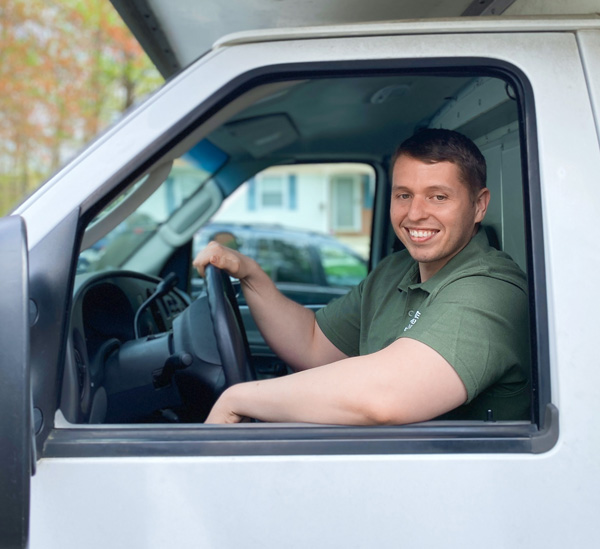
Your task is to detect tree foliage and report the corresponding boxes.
[0,0,163,215]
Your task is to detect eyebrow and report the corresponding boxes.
[391,184,456,194]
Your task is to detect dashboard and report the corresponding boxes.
[63,271,224,424]
[75,271,189,356]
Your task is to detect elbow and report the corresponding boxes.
[359,395,443,426]
[360,401,414,426]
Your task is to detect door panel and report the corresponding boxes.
[23,26,589,547]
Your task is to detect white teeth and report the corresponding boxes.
[409,229,436,238]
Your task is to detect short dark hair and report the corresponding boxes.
[391,129,486,197]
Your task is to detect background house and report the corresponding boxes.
[212,163,376,258]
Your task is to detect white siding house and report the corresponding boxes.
[213,163,375,255]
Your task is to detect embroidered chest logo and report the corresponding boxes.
[403,310,421,332]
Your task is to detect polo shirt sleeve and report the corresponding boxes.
[315,280,364,357]
[400,275,530,403]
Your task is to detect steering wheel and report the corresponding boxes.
[204,264,254,386]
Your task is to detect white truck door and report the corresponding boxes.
[18,19,600,549]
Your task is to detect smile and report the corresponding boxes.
[407,228,439,240]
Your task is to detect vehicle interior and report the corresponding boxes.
[62,66,529,425]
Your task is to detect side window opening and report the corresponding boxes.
[191,162,375,305]
[61,63,550,454]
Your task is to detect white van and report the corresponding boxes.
[2,2,600,547]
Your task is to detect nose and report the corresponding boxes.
[406,195,427,221]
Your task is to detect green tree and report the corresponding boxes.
[0,0,163,215]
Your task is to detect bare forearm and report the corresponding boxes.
[206,339,468,425]
[239,268,329,370]
[208,358,382,425]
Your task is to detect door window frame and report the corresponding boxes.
[45,57,553,458]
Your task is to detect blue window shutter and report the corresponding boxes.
[248,177,256,211]
[288,175,297,210]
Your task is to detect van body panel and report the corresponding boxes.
[15,25,600,547]
[30,448,597,548]
[214,15,600,49]
[576,29,600,142]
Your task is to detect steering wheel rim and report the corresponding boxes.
[205,264,253,386]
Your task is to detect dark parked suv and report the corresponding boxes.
[192,223,368,305]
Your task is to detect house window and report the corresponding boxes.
[259,176,285,207]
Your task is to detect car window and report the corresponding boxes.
[318,243,368,287]
[256,238,314,284]
[193,162,375,306]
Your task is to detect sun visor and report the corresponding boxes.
[224,114,299,158]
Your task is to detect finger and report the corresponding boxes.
[192,241,225,276]
[207,251,241,278]
[192,252,210,276]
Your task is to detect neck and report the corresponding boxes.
[418,229,478,282]
[418,262,442,283]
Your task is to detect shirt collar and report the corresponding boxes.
[396,227,489,294]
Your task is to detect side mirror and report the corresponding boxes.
[0,215,32,549]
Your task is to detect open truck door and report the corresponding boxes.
[0,216,31,549]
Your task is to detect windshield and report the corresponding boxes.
[77,141,227,273]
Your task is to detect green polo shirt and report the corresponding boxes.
[315,228,531,421]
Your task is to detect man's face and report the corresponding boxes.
[390,154,489,282]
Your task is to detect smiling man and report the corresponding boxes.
[193,129,530,425]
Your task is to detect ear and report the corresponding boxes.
[474,187,490,223]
